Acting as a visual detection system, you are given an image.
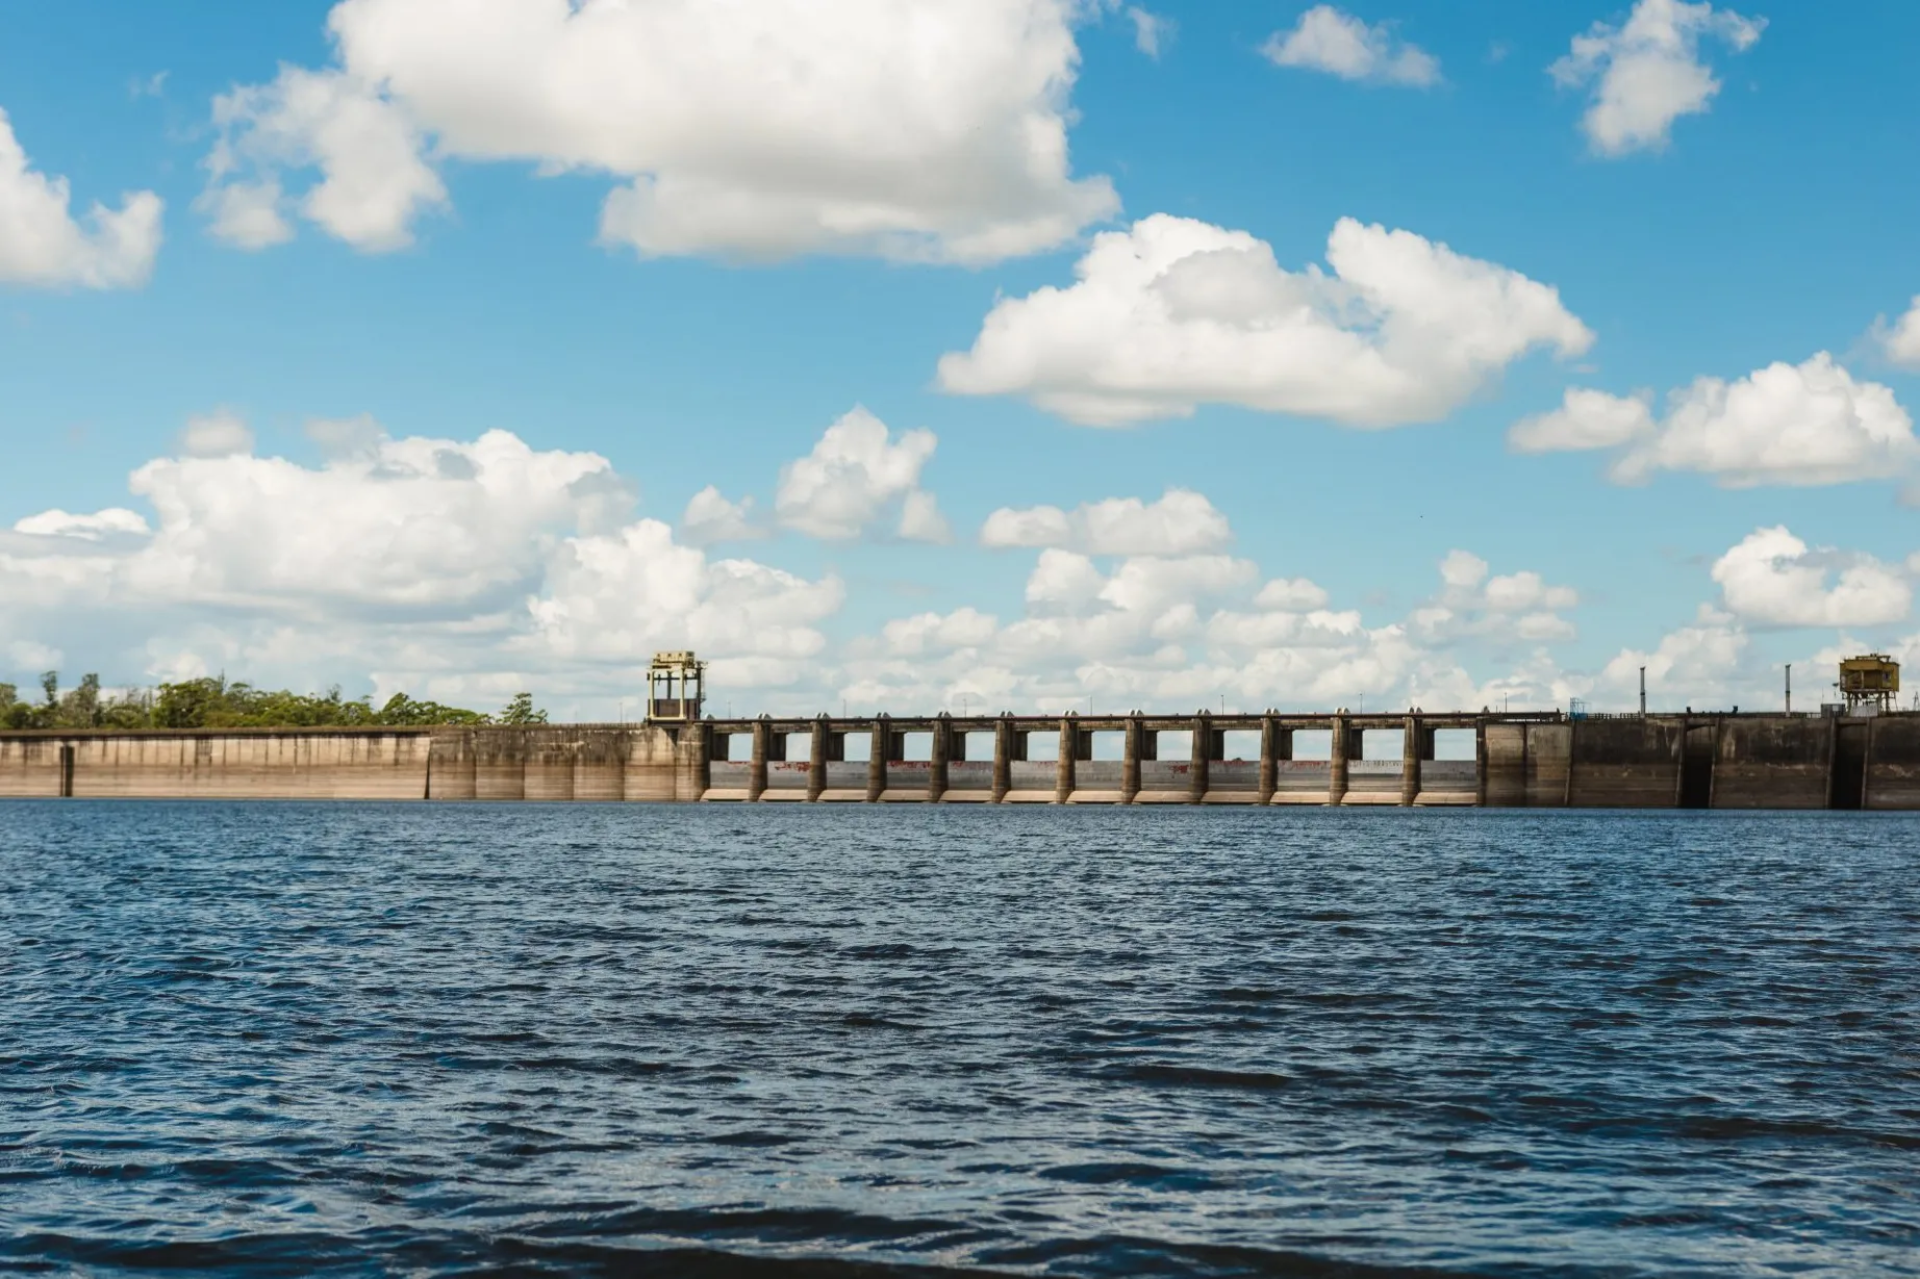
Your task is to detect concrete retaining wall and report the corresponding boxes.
[1714,718,1830,809]
[1568,719,1682,808]
[0,725,701,802]
[1867,717,1920,810]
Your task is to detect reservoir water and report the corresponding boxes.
[3,803,1917,1277]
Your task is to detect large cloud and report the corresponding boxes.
[0,106,162,288]
[1261,5,1439,87]
[199,0,1117,264]
[1511,354,1918,487]
[1711,527,1911,629]
[775,407,949,542]
[936,214,1592,427]
[838,539,1585,715]
[1550,0,1764,156]
[529,520,844,685]
[122,426,627,615]
[0,418,843,704]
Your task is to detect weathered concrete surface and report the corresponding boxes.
[1483,724,1527,807]
[0,739,64,798]
[1866,717,1920,810]
[1416,760,1478,805]
[1714,718,1830,809]
[1568,719,1683,808]
[0,725,701,803]
[1342,760,1403,806]
[21,731,434,800]
[1522,724,1572,808]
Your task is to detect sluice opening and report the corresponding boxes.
[1219,730,1259,762]
[1680,725,1715,809]
[1830,724,1867,810]
[1291,730,1333,761]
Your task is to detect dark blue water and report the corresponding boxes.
[3,804,1918,1277]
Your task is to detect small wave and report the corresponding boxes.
[1037,1162,1228,1191]
[1113,1064,1293,1091]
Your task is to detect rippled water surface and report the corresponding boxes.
[4,803,1919,1277]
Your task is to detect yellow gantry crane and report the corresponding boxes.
[1838,654,1899,715]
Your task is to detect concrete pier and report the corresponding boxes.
[5,710,1920,809]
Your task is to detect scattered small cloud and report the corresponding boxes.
[177,410,255,459]
[1262,5,1441,88]
[1549,0,1765,156]
[1128,7,1174,59]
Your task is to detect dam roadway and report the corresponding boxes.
[3,710,1918,809]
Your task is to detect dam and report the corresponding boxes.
[3,708,1918,810]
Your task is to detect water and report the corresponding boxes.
[3,804,1918,1278]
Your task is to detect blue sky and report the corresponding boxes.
[3,0,1918,718]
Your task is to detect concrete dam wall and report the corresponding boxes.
[3,712,1918,809]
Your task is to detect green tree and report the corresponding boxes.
[378,693,490,726]
[57,674,101,729]
[498,692,547,725]
[154,677,223,728]
[98,688,153,730]
[9,671,489,731]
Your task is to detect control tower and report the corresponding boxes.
[646,651,706,723]
[1839,653,1899,715]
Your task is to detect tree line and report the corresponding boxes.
[0,673,549,731]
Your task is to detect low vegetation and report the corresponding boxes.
[0,673,546,731]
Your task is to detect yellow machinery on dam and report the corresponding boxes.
[1839,653,1899,715]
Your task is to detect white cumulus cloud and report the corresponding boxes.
[680,487,764,546]
[1262,5,1440,87]
[1601,604,1750,703]
[12,508,150,541]
[1,419,845,702]
[937,214,1592,427]
[1510,387,1657,453]
[775,407,946,542]
[1550,0,1765,156]
[528,521,843,681]
[980,488,1230,555]
[1414,549,1581,646]
[1516,354,1917,487]
[1874,296,1920,370]
[202,66,445,252]
[125,423,629,614]
[1711,526,1911,629]
[883,607,999,656]
[1254,577,1331,611]
[842,536,1584,716]
[199,0,1117,264]
[0,106,163,288]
